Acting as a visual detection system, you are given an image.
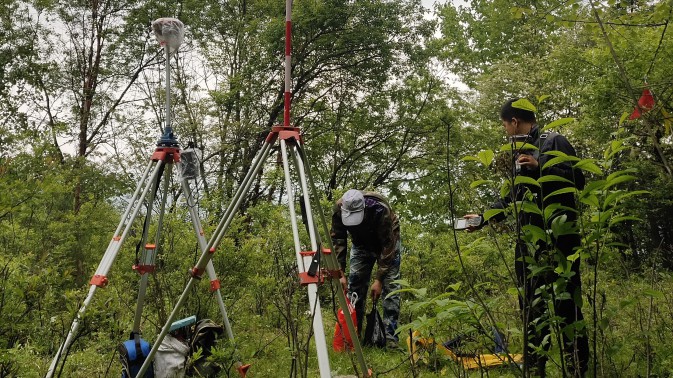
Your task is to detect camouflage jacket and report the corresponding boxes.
[330,191,400,281]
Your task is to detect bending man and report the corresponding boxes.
[331,189,401,348]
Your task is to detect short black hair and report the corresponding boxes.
[500,98,536,123]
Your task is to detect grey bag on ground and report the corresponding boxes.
[154,335,190,378]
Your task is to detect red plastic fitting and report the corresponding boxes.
[90,275,109,287]
[237,363,251,377]
[210,279,221,292]
[190,267,204,278]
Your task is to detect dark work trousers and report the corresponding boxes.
[515,233,589,376]
[347,239,401,342]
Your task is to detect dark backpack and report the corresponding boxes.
[187,319,224,377]
[118,338,155,378]
[362,301,386,348]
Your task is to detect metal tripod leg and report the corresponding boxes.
[137,128,371,378]
[180,167,247,373]
[136,140,274,377]
[280,139,331,378]
[46,159,166,378]
[132,163,172,338]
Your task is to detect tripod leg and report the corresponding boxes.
[46,160,164,378]
[136,140,275,378]
[294,144,370,376]
[281,140,331,378]
[132,163,172,337]
[180,168,240,352]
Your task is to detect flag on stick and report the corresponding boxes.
[629,87,655,120]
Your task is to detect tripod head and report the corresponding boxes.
[152,18,185,148]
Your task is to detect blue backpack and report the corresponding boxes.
[118,338,154,378]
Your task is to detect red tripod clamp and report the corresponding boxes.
[151,146,181,163]
[265,125,303,145]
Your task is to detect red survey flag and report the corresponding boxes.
[629,88,655,120]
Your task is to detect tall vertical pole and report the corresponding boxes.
[284,0,292,127]
[165,45,171,134]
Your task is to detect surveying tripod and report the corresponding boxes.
[46,19,248,378]
[132,124,371,378]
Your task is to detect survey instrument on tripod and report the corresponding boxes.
[46,18,247,378]
[135,1,371,376]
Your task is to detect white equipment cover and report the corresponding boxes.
[152,18,185,52]
[154,334,191,378]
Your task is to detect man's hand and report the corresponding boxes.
[463,213,482,232]
[370,279,382,301]
[517,153,539,169]
[339,274,348,292]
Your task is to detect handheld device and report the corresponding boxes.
[453,216,483,230]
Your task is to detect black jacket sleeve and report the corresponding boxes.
[330,201,348,271]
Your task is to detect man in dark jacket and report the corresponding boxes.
[465,99,589,376]
[331,189,401,348]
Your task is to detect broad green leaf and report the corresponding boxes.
[522,225,547,244]
[500,181,511,198]
[447,282,462,292]
[530,265,553,277]
[643,289,664,299]
[388,287,427,298]
[542,150,570,157]
[604,140,629,160]
[542,155,580,170]
[608,215,641,227]
[537,95,550,103]
[392,279,411,287]
[477,150,495,166]
[543,117,575,131]
[537,175,573,185]
[590,211,613,224]
[603,190,649,210]
[512,98,536,112]
[604,175,636,190]
[544,187,577,201]
[580,180,607,197]
[484,208,506,221]
[618,111,630,126]
[510,7,524,19]
[470,179,493,188]
[606,168,636,182]
[544,203,577,220]
[518,201,542,215]
[574,160,603,175]
[550,215,577,237]
[515,175,541,187]
[500,142,538,152]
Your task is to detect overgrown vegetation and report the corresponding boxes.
[0,0,672,376]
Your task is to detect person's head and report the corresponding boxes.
[500,98,536,136]
[340,189,365,226]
